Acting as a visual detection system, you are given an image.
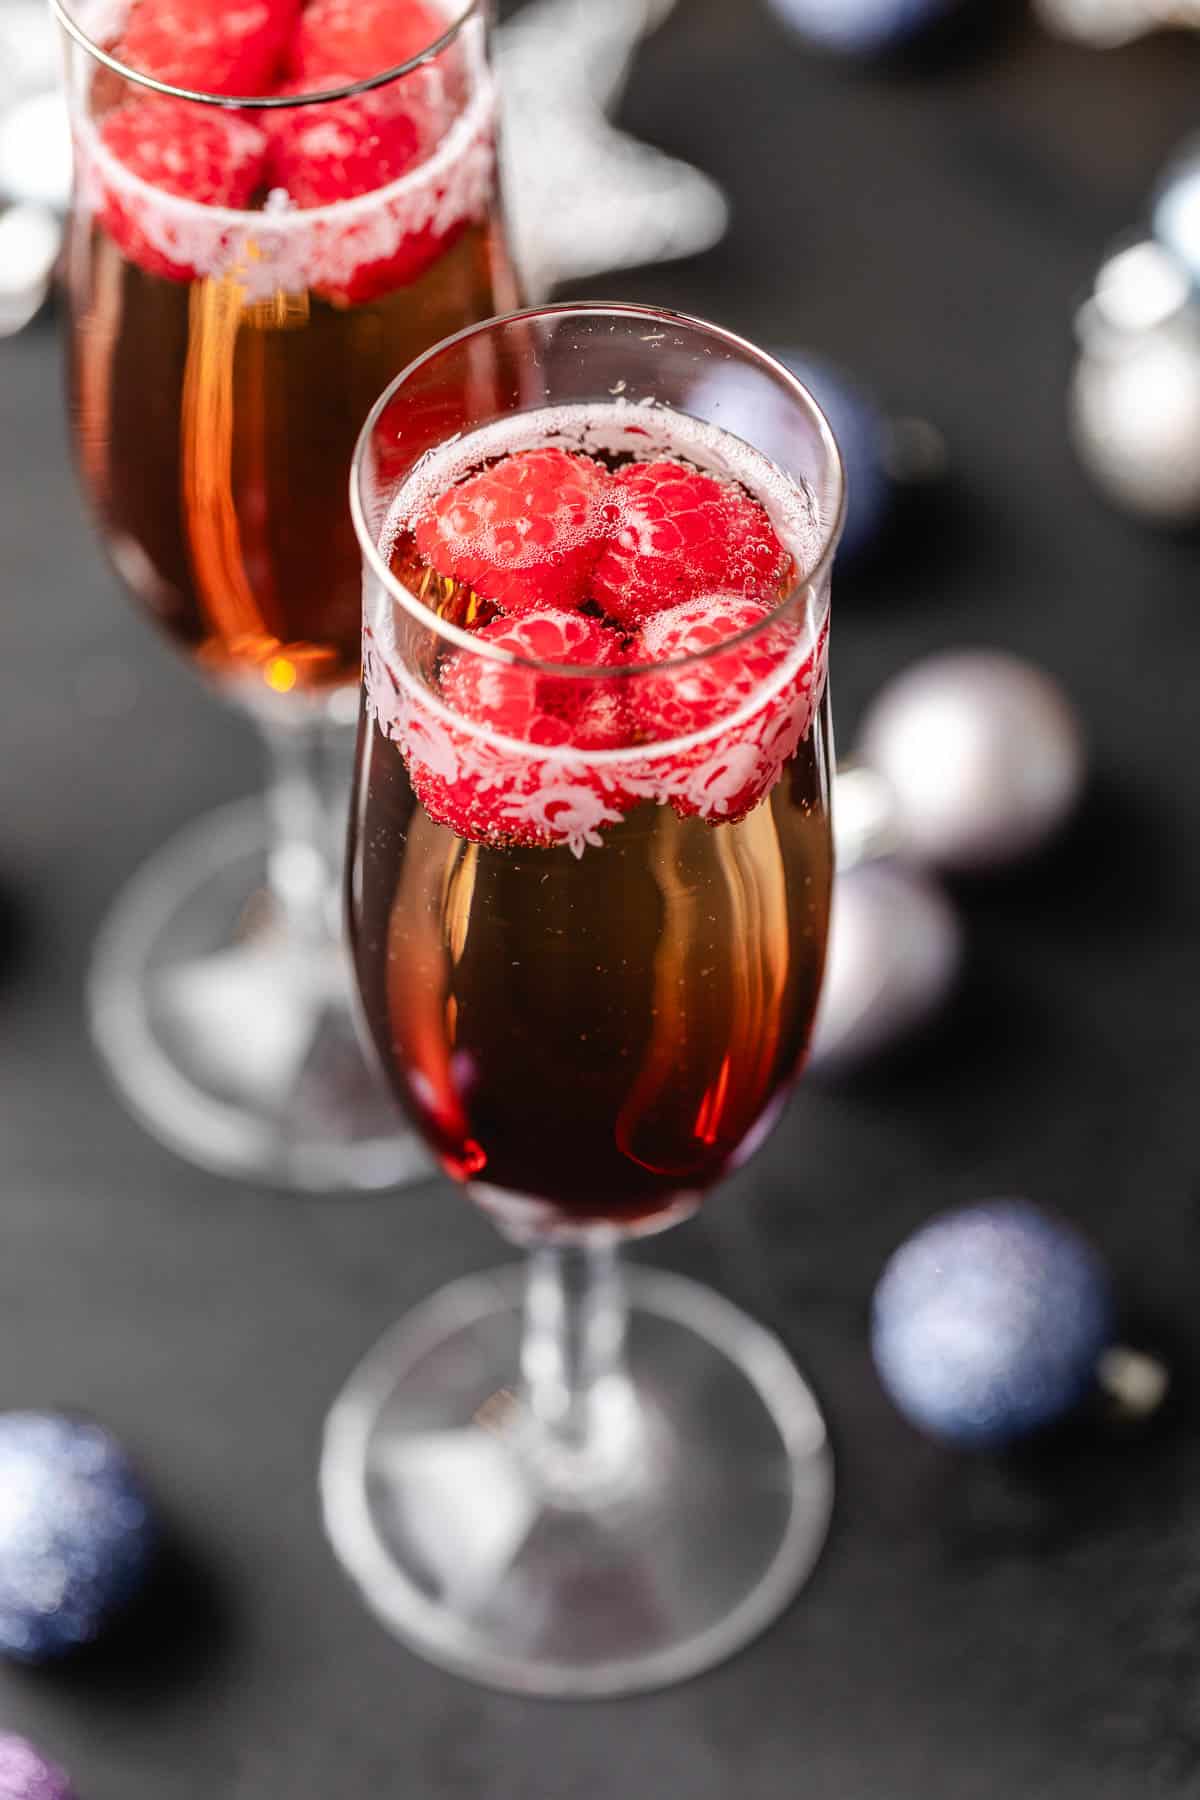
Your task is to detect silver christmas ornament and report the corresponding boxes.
[1071,239,1200,525]
[808,861,963,1072]
[0,90,71,216]
[0,205,60,336]
[1153,139,1200,284]
[1035,0,1200,43]
[496,0,728,302]
[856,650,1087,873]
[0,3,65,335]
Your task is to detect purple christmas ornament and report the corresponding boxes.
[0,1735,76,1800]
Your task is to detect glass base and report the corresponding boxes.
[320,1264,833,1696]
[88,798,430,1192]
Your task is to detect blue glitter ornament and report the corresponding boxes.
[691,351,896,566]
[775,351,895,564]
[0,1735,76,1800]
[766,0,960,56]
[871,1202,1115,1448]
[0,1413,157,1661]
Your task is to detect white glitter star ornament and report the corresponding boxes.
[496,0,730,301]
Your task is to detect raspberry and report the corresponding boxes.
[440,609,624,742]
[97,100,270,281]
[415,448,611,614]
[591,461,791,627]
[631,597,816,823]
[263,76,421,207]
[408,610,633,853]
[116,0,299,95]
[262,65,470,302]
[288,0,448,82]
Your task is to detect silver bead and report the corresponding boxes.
[857,651,1087,872]
[808,861,963,1073]
[1071,239,1200,524]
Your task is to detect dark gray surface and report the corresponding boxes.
[4,2,1200,1793]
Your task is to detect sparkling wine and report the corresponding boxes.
[349,405,834,1230]
[64,3,516,702]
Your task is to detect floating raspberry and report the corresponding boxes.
[116,0,299,95]
[632,596,816,822]
[592,461,791,627]
[96,100,270,281]
[288,0,448,82]
[261,66,474,302]
[403,610,632,852]
[440,608,625,742]
[264,77,421,207]
[634,597,788,736]
[415,448,611,614]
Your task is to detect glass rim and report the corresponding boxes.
[351,301,847,684]
[49,0,479,108]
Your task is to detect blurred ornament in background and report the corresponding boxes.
[0,1412,158,1662]
[1153,139,1200,288]
[0,3,61,109]
[0,91,71,214]
[813,652,1086,1073]
[1035,0,1200,44]
[497,0,728,301]
[765,0,964,55]
[1071,238,1200,525]
[0,207,64,336]
[856,650,1087,872]
[778,352,897,563]
[0,1736,76,1800]
[0,1,67,336]
[871,1200,1116,1447]
[694,350,944,568]
[808,859,963,1072]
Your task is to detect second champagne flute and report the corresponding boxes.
[56,0,517,1188]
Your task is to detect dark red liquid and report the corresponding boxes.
[350,663,832,1230]
[66,214,515,698]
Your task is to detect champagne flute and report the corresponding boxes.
[55,0,517,1187]
[323,302,844,1693]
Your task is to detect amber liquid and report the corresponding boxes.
[349,692,833,1229]
[65,213,514,697]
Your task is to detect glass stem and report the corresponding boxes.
[519,1236,639,1494]
[259,711,344,945]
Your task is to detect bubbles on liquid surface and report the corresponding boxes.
[381,399,825,585]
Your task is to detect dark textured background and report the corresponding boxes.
[3,1,1200,1792]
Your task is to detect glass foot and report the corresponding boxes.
[89,798,430,1192]
[321,1264,833,1696]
